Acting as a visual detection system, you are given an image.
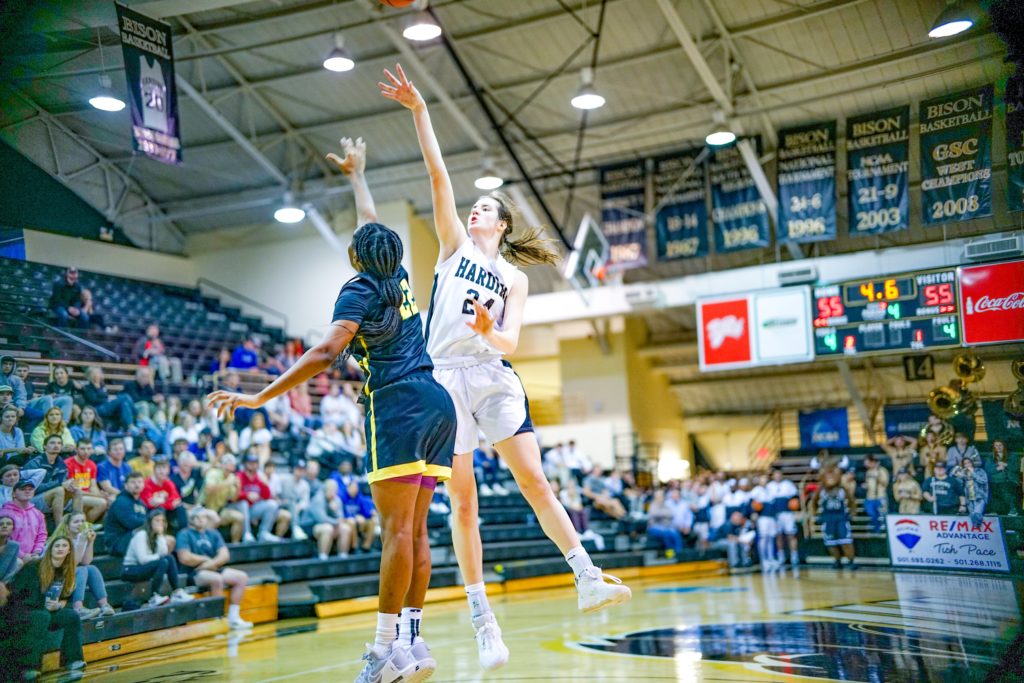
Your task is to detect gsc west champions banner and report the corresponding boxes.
[653,149,707,260]
[919,84,993,225]
[777,121,837,243]
[1009,90,1024,213]
[598,160,647,270]
[709,137,770,252]
[846,105,910,236]
[116,4,181,165]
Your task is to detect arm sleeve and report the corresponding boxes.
[332,278,376,325]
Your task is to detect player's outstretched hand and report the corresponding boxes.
[207,390,261,421]
[465,299,495,338]
[326,136,366,177]
[378,63,424,111]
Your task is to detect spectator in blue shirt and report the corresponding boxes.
[341,481,376,553]
[175,508,251,630]
[97,439,132,496]
[1,405,35,466]
[229,338,261,372]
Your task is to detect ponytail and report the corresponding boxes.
[488,191,561,267]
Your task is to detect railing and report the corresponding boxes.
[197,277,289,333]
[747,410,782,471]
[0,303,119,360]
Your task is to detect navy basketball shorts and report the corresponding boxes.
[363,371,456,485]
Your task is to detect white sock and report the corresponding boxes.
[375,612,399,650]
[465,582,491,620]
[400,607,422,644]
[228,604,241,621]
[565,545,594,578]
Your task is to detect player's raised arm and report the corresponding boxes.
[326,136,377,226]
[379,63,466,261]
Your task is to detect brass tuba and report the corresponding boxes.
[952,351,986,385]
[1012,358,1024,382]
[919,417,955,445]
[928,385,960,419]
[1006,359,1024,419]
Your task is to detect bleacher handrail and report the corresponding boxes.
[0,303,119,360]
[197,277,289,333]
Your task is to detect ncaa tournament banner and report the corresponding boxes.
[846,105,910,236]
[652,149,707,261]
[888,515,1010,573]
[883,403,931,439]
[116,4,181,165]
[919,85,993,225]
[1008,90,1024,213]
[598,160,647,270]
[777,121,837,243]
[709,137,770,253]
[797,407,849,449]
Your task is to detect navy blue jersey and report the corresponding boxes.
[333,267,433,394]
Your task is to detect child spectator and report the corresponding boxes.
[199,454,245,542]
[238,411,273,467]
[29,405,75,453]
[0,534,85,679]
[82,366,136,432]
[923,461,965,515]
[817,470,855,570]
[69,405,107,456]
[1,480,47,560]
[645,489,684,557]
[124,509,194,607]
[986,440,1020,515]
[946,432,981,470]
[341,481,377,553]
[235,453,288,542]
[55,512,115,618]
[98,438,132,496]
[134,323,183,384]
[64,438,109,522]
[958,457,989,526]
[0,511,20,581]
[129,439,158,478]
[1,404,35,465]
[862,454,889,534]
[893,469,923,514]
[24,434,75,525]
[103,472,149,557]
[175,508,252,629]
[50,266,88,327]
[300,479,353,560]
[142,458,188,531]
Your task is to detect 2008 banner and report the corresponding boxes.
[919,84,993,225]
[653,149,707,260]
[598,160,647,270]
[709,137,770,252]
[116,4,182,165]
[846,105,910,236]
[777,121,837,243]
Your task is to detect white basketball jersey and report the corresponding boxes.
[426,239,518,360]
[139,56,168,133]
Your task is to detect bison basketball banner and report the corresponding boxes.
[887,515,1010,572]
[959,259,1024,345]
[653,149,708,261]
[777,121,837,243]
[598,160,647,270]
[919,85,993,225]
[709,137,770,253]
[846,105,910,236]
[1008,91,1024,213]
[697,296,752,371]
[116,4,182,165]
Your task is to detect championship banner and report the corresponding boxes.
[887,515,1010,573]
[1008,91,1024,213]
[919,85,993,225]
[883,403,931,439]
[598,160,647,270]
[653,149,707,260]
[777,121,837,243]
[709,138,770,252]
[798,407,849,449]
[116,4,181,165]
[846,105,910,236]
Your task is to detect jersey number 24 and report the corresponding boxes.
[462,288,495,315]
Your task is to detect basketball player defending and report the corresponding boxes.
[210,141,456,683]
[380,63,631,671]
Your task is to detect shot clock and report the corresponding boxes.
[812,268,960,356]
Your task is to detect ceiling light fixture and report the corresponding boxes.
[928,0,981,38]
[274,193,305,224]
[571,67,605,110]
[403,11,442,41]
[89,74,126,112]
[474,158,504,190]
[705,110,736,146]
[323,34,355,72]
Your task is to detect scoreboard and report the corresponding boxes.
[812,268,960,356]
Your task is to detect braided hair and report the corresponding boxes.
[350,222,405,347]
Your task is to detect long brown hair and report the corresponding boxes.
[487,191,561,267]
[38,534,77,599]
[40,406,68,440]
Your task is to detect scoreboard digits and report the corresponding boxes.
[813,268,960,356]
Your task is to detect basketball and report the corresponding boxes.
[788,498,801,511]
[751,500,764,512]
[380,0,416,7]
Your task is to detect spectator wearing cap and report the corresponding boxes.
[893,468,923,514]
[134,323,183,384]
[234,453,288,543]
[129,439,159,479]
[12,359,75,428]
[0,510,20,581]
[123,509,194,608]
[142,458,188,531]
[49,266,88,327]
[229,338,261,372]
[64,438,109,523]
[1,479,47,559]
[199,454,245,542]
[175,507,252,630]
[24,434,76,525]
[103,472,148,557]
[1,404,35,466]
[82,367,136,432]
[98,438,132,497]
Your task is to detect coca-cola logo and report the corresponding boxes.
[969,293,1024,313]
[707,315,745,349]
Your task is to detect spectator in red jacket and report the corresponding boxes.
[235,453,289,543]
[141,458,187,531]
[0,480,47,559]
